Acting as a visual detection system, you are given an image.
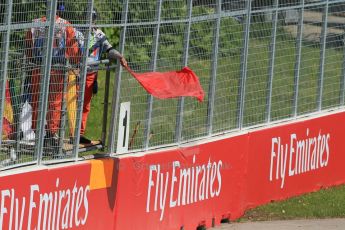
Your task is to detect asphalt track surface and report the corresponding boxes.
[212,218,345,230]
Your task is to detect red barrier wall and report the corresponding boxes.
[113,133,249,230]
[0,111,345,229]
[245,112,345,208]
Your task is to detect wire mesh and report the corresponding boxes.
[181,19,214,140]
[212,16,243,133]
[243,11,272,127]
[323,2,345,109]
[270,8,297,121]
[118,25,156,150]
[0,0,93,169]
[11,1,47,24]
[58,0,345,151]
[162,0,187,21]
[297,5,322,115]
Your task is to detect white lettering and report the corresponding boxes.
[170,162,179,208]
[269,129,331,189]
[146,165,156,212]
[15,197,25,230]
[0,190,10,227]
[210,163,217,198]
[74,187,84,227]
[0,179,89,230]
[270,137,278,181]
[216,161,222,196]
[28,185,39,230]
[81,186,89,225]
[159,172,169,221]
[289,134,296,176]
[146,155,223,221]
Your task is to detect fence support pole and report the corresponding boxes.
[293,0,305,117]
[72,0,94,160]
[175,0,193,143]
[58,64,69,156]
[341,39,345,105]
[206,0,222,135]
[317,1,329,111]
[266,0,278,123]
[35,0,57,165]
[108,0,129,153]
[101,64,111,148]
[143,0,163,150]
[237,0,252,129]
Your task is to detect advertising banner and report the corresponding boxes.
[245,112,345,208]
[113,134,249,230]
[1,111,345,229]
[0,159,118,230]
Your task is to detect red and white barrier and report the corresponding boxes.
[1,111,345,229]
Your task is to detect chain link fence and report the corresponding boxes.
[0,0,93,169]
[1,0,345,169]
[105,0,345,152]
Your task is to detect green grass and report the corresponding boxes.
[239,184,345,222]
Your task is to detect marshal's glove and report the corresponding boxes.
[108,49,128,68]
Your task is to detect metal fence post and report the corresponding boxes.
[175,0,193,143]
[108,0,129,153]
[72,0,94,159]
[35,0,58,165]
[341,41,345,106]
[266,0,279,123]
[16,57,27,153]
[206,0,222,135]
[0,0,13,151]
[143,0,163,150]
[58,63,69,156]
[101,64,111,147]
[317,1,329,111]
[237,0,252,129]
[293,0,305,117]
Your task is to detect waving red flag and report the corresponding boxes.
[125,66,205,102]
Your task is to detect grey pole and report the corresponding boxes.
[143,0,163,150]
[101,64,111,148]
[0,0,13,151]
[108,0,129,153]
[175,0,193,143]
[16,56,28,153]
[72,0,94,160]
[317,1,329,111]
[237,0,252,129]
[293,0,305,117]
[35,0,58,165]
[341,39,345,105]
[58,64,69,156]
[206,0,222,135]
[266,0,279,123]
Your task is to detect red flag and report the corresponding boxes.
[125,66,205,102]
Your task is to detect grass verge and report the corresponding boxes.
[239,184,345,222]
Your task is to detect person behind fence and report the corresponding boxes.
[77,9,127,144]
[25,1,80,147]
